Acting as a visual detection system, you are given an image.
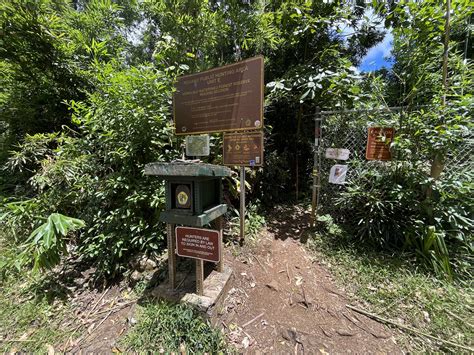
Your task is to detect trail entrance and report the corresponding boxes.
[219,205,399,353]
[59,206,399,353]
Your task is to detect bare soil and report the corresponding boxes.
[218,207,400,353]
[54,206,400,353]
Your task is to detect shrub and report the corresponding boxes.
[334,162,425,248]
[3,62,183,275]
[228,200,266,242]
[335,162,473,280]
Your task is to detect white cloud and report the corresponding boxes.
[331,7,393,71]
[360,31,393,68]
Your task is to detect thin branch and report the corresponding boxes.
[346,304,473,352]
[242,312,265,328]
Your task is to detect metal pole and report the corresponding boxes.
[310,108,321,227]
[240,166,245,243]
[316,125,322,220]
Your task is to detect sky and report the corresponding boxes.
[334,8,394,73]
[359,31,394,72]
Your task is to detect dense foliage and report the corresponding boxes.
[330,0,473,279]
[0,0,472,279]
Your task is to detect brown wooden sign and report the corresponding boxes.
[175,227,220,263]
[223,131,263,166]
[173,56,264,135]
[366,127,394,161]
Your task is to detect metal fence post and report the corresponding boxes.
[310,107,322,227]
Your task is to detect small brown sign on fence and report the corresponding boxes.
[366,127,394,161]
[176,227,220,263]
[223,131,263,166]
[173,56,264,135]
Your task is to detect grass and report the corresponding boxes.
[0,271,72,353]
[0,234,78,353]
[306,214,473,353]
[0,232,228,354]
[119,300,227,353]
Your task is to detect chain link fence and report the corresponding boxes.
[313,107,473,217]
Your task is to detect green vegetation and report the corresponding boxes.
[0,0,472,351]
[1,0,469,279]
[0,286,69,353]
[315,0,473,280]
[1,0,386,276]
[308,214,473,353]
[120,300,227,353]
[228,201,266,244]
[0,265,71,352]
[334,160,472,280]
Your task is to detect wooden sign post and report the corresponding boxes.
[167,223,177,289]
[223,131,264,167]
[240,166,245,243]
[150,57,264,297]
[175,226,221,295]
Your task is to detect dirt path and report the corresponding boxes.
[218,207,400,353]
[58,206,400,353]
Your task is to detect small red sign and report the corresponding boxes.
[366,127,394,161]
[175,227,220,263]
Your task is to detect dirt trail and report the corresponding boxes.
[219,206,400,353]
[58,206,400,353]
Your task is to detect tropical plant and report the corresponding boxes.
[20,213,85,272]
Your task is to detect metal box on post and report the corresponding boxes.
[144,162,231,227]
[145,161,232,294]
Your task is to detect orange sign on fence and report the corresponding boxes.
[366,127,394,161]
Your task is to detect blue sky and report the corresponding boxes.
[359,31,394,72]
[334,8,394,73]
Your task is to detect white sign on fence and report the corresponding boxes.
[325,148,350,160]
[329,164,348,185]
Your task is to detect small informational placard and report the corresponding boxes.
[223,131,263,166]
[174,56,264,135]
[176,227,220,263]
[325,148,350,160]
[329,164,348,185]
[185,134,210,156]
[366,127,394,161]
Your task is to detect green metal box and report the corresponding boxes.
[144,162,232,227]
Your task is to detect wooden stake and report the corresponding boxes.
[167,223,176,289]
[242,312,264,328]
[196,259,204,296]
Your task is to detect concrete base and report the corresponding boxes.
[151,265,233,324]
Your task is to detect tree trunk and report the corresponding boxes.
[426,0,450,205]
